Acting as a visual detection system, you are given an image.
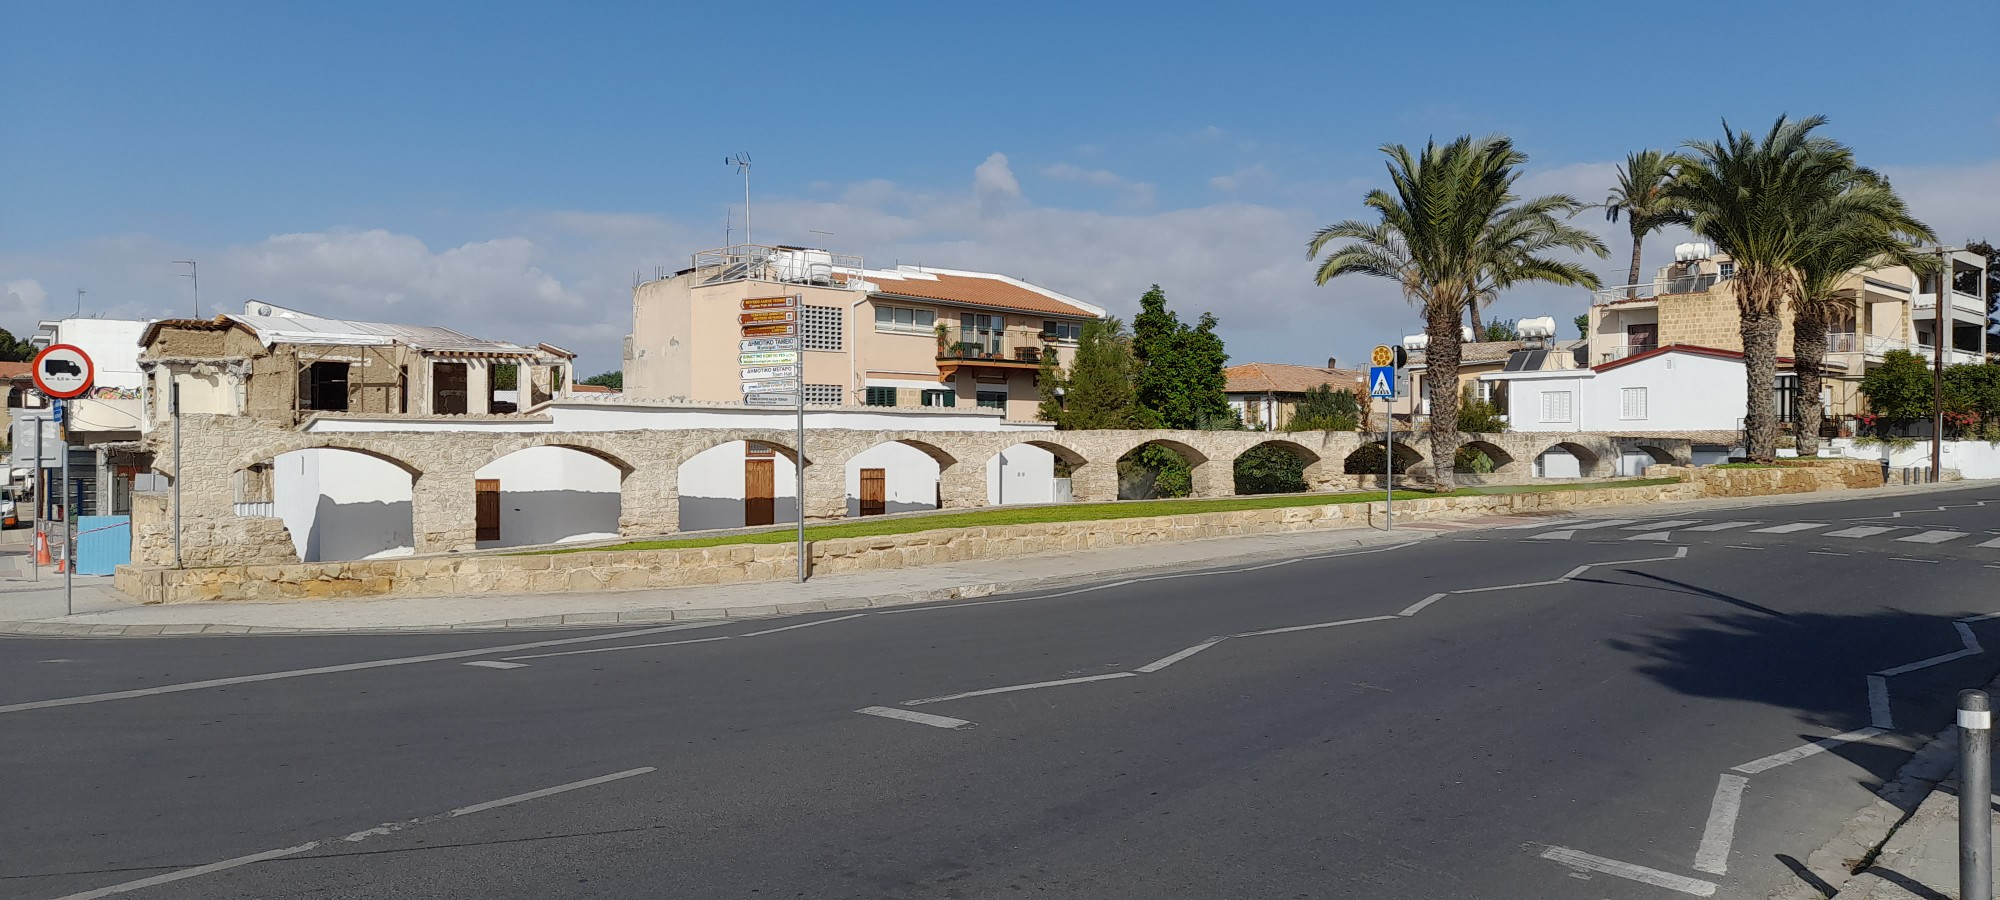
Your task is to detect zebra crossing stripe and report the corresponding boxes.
[1529,531,1577,541]
[1686,521,1757,532]
[1568,520,1641,530]
[1825,526,1900,538]
[1898,530,1969,544]
[1624,520,1698,530]
[1979,537,2000,548]
[1751,523,1828,534]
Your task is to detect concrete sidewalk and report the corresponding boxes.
[1831,773,1999,899]
[0,479,1986,637]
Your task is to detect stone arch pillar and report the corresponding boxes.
[410,473,476,554]
[801,458,847,521]
[938,462,985,509]
[1070,461,1116,503]
[621,460,678,536]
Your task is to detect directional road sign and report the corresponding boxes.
[1369,365,1397,399]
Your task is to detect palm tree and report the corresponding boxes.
[1790,178,1934,456]
[1603,150,1684,295]
[1309,135,1606,489]
[1667,116,1874,462]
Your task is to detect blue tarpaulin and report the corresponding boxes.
[75,515,130,576]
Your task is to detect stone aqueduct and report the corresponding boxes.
[153,414,1694,559]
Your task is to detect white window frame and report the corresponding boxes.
[1620,387,1647,420]
[873,305,936,335]
[1539,390,1573,424]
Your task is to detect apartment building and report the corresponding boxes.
[624,245,1104,421]
[1586,243,1992,422]
[1224,361,1367,430]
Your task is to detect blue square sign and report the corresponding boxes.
[1368,366,1396,399]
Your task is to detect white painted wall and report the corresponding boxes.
[844,442,941,516]
[677,440,798,531]
[987,443,1059,505]
[1493,350,1752,433]
[1815,438,2000,479]
[1534,448,1582,478]
[472,446,621,547]
[273,448,414,562]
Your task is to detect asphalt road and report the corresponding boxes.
[6,486,2000,899]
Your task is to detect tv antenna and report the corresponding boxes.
[725,152,752,246]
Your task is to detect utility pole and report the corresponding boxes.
[1932,246,1953,482]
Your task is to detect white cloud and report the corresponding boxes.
[2,279,46,325]
[973,152,1021,212]
[1209,163,1275,193]
[1041,162,1156,210]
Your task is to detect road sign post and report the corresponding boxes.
[1370,347,1400,530]
[1961,689,1992,900]
[34,344,92,615]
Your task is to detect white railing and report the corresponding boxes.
[1825,333,1862,353]
[688,244,865,289]
[1596,342,1658,364]
[1590,272,1726,306]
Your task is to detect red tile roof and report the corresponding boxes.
[0,362,32,381]
[571,383,617,394]
[865,269,1099,318]
[1224,362,1366,395]
[1591,343,1794,373]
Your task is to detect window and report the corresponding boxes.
[432,362,468,415]
[1538,390,1572,423]
[1042,320,1082,342]
[803,383,842,406]
[1774,374,1800,423]
[802,305,843,351]
[1620,387,1647,420]
[874,305,936,334]
[864,386,897,407]
[921,389,955,408]
[1718,261,1736,280]
[299,361,350,412]
[976,391,1006,410]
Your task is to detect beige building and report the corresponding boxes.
[624,245,1103,422]
[1587,244,1991,423]
[138,301,576,428]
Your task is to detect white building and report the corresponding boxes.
[1481,344,1769,471]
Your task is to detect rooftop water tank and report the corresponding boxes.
[1674,242,1713,262]
[1517,316,1557,339]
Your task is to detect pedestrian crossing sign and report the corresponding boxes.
[1369,366,1396,399]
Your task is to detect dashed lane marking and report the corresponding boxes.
[1898,530,1969,544]
[1134,639,1226,673]
[854,706,974,730]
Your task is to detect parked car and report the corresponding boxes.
[1,497,16,528]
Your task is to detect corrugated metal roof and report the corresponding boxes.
[226,314,538,355]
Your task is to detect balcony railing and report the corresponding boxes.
[686,244,865,289]
[937,328,1049,365]
[1590,272,1727,306]
[1596,341,1657,364]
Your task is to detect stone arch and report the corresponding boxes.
[232,440,424,479]
[1452,439,1519,480]
[845,439,951,516]
[1534,440,1608,479]
[485,436,637,477]
[986,441,1077,505]
[472,445,624,548]
[1343,439,1423,475]
[267,446,417,562]
[1232,439,1323,495]
[676,439,801,531]
[1116,438,1214,500]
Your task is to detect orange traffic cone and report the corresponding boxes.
[35,530,50,566]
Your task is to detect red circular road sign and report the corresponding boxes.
[32,344,95,399]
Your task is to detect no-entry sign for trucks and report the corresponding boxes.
[33,344,93,399]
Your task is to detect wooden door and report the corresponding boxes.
[859,468,886,517]
[475,479,501,541]
[744,459,775,526]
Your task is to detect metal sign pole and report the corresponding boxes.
[31,413,41,583]
[1384,410,1393,530]
[62,425,71,615]
[794,294,806,583]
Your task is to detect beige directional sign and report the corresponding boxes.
[1371,344,1396,368]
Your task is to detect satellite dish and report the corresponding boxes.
[257,305,273,316]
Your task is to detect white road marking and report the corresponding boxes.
[0,623,712,717]
[1627,520,1698,530]
[1726,545,1766,550]
[1877,647,1980,676]
[1889,557,1941,564]
[1752,522,1828,533]
[1233,615,1400,638]
[1869,675,1894,729]
[1898,530,1969,544]
[1686,521,1757,531]
[1808,550,1849,556]
[903,672,1138,706]
[1398,593,1448,617]
[1732,728,1888,775]
[1135,639,1226,673]
[1979,537,2000,548]
[1567,519,1641,530]
[53,767,654,900]
[502,634,734,661]
[1824,525,1900,538]
[1528,530,1576,540]
[1693,774,1748,875]
[855,706,974,729]
[738,613,868,637]
[1538,846,1717,896]
[1626,532,1673,541]
[1956,621,1982,653]
[463,661,527,670]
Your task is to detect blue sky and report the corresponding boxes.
[3,0,1995,374]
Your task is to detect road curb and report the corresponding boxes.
[0,530,1426,638]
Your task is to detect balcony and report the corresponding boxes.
[1596,341,1657,364]
[936,327,1050,378]
[1590,272,1727,306]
